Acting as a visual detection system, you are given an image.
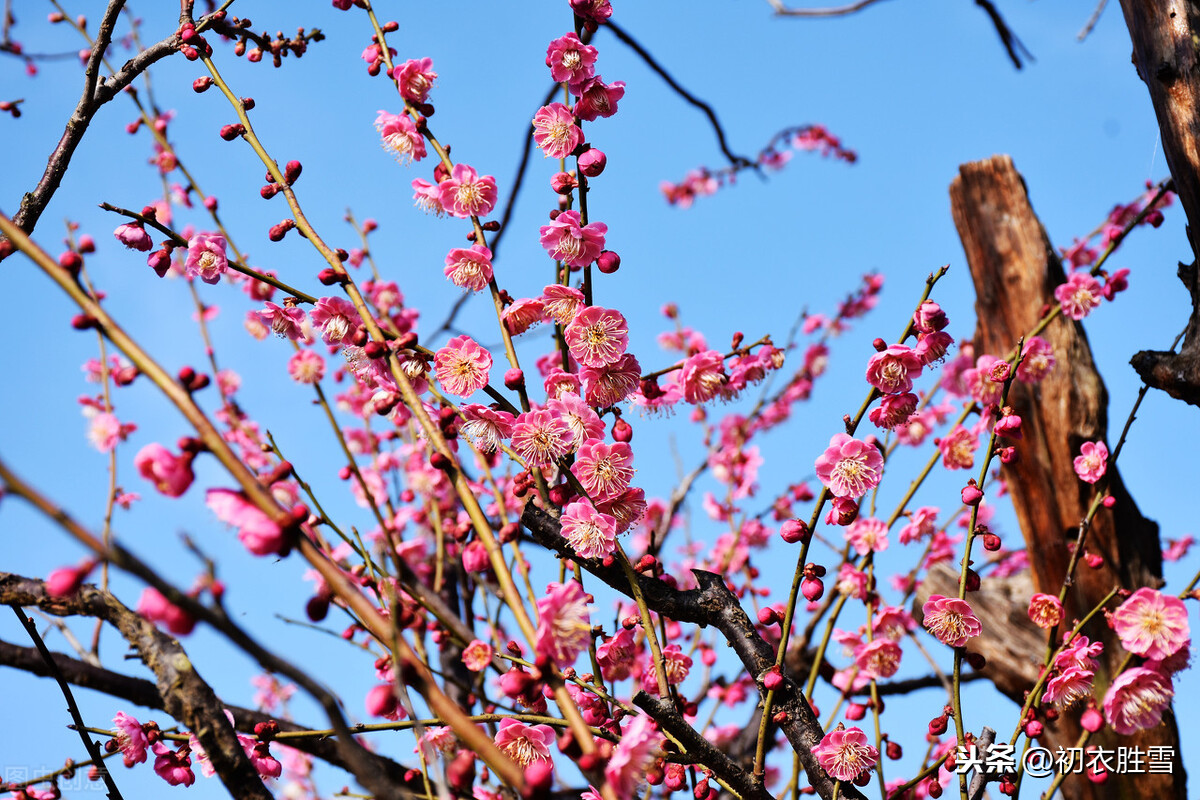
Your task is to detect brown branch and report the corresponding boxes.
[0,638,429,798]
[9,606,125,800]
[0,573,272,800]
[521,502,866,800]
[767,0,893,17]
[973,0,1032,69]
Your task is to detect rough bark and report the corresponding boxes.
[1119,0,1200,406]
[948,155,1185,800]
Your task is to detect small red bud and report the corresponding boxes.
[611,417,632,442]
[982,532,1001,551]
[578,148,607,177]
[192,77,213,92]
[260,183,279,199]
[363,341,387,360]
[596,250,621,274]
[284,160,302,185]
[504,368,525,390]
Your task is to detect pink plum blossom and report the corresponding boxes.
[206,488,287,556]
[560,498,618,559]
[532,102,584,159]
[152,742,195,786]
[854,638,902,679]
[865,344,922,394]
[287,350,324,384]
[434,335,492,397]
[443,245,494,292]
[605,715,664,800]
[459,404,515,452]
[921,594,982,647]
[573,439,635,500]
[375,109,427,164]
[1055,272,1103,320]
[493,718,554,767]
[113,711,149,767]
[309,297,360,344]
[539,210,606,267]
[535,581,591,668]
[114,221,152,251]
[573,75,625,121]
[256,302,307,340]
[395,57,437,103]
[540,284,586,325]
[438,164,497,219]
[582,353,642,408]
[1073,441,1108,484]
[511,408,574,467]
[564,306,629,368]
[138,587,195,636]
[846,516,888,555]
[1110,587,1190,660]
[134,443,195,497]
[1103,666,1174,734]
[184,232,227,284]
[1017,336,1056,383]
[815,433,884,498]
[680,350,728,404]
[811,726,879,781]
[546,33,598,87]
[462,640,494,672]
[1028,593,1065,629]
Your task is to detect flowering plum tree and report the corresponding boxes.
[1,3,1198,800]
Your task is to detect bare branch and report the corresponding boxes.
[766,0,893,18]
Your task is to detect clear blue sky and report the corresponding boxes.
[1,1,1196,797]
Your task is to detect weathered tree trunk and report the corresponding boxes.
[1119,0,1200,405]
[946,155,1186,800]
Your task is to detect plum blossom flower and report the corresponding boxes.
[1073,441,1108,484]
[1017,336,1056,383]
[114,221,152,251]
[113,711,149,767]
[503,297,546,335]
[134,443,195,497]
[206,488,287,556]
[869,392,917,430]
[569,0,613,25]
[439,164,497,219]
[411,177,444,215]
[184,232,227,284]
[642,644,692,692]
[546,32,598,87]
[573,440,635,500]
[434,335,492,397]
[138,587,195,636]
[854,638,902,679]
[1042,665,1095,708]
[899,506,938,544]
[1028,593,1065,629]
[1103,666,1174,734]
[540,284,586,325]
[811,726,879,781]
[605,715,664,800]
[922,594,982,647]
[256,302,307,340]
[532,102,583,159]
[375,109,426,164]
[865,344,922,394]
[846,516,888,555]
[511,408,574,467]
[581,353,641,407]
[539,210,606,267]
[546,393,604,448]
[395,57,437,103]
[494,718,554,767]
[564,306,629,367]
[1055,272,1104,320]
[815,433,884,498]
[938,425,978,470]
[87,411,127,452]
[459,404,515,453]
[1110,587,1190,660]
[535,581,591,668]
[597,628,637,681]
[462,640,494,672]
[680,350,727,404]
[561,499,618,559]
[443,245,494,292]
[287,350,324,384]
[152,742,195,786]
[573,75,625,121]
[309,297,360,344]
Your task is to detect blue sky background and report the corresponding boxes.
[2,1,1198,797]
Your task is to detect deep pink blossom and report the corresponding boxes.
[561,499,618,559]
[597,628,637,681]
[569,0,613,24]
[411,177,444,215]
[596,486,647,534]
[1055,272,1104,320]
[395,57,437,103]
[642,644,692,692]
[184,232,227,284]
[854,638,902,679]
[206,488,287,556]
[494,718,554,766]
[46,558,96,597]
[913,300,949,332]
[1073,441,1108,484]
[869,392,917,430]
[539,210,607,267]
[899,506,938,544]
[581,353,641,407]
[138,587,196,636]
[511,408,574,467]
[438,164,497,219]
[564,306,629,367]
[503,297,546,335]
[1110,587,1190,660]
[134,443,195,497]
[287,350,324,384]
[921,594,981,647]
[1042,665,1095,708]
[1103,666,1174,734]
[815,433,884,498]
[573,75,625,121]
[938,425,978,470]
[113,711,149,767]
[152,742,195,786]
[540,284,586,325]
[546,33,598,87]
[533,103,584,159]
[310,297,360,344]
[443,245,494,292]
[811,726,879,782]
[1017,336,1056,383]
[546,393,604,448]
[866,344,922,394]
[462,639,494,672]
[605,715,664,800]
[256,302,307,340]
[680,350,728,404]
[375,110,426,164]
[434,335,492,397]
[535,581,591,668]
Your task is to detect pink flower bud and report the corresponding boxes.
[1080,706,1103,732]
[801,576,824,602]
[578,148,607,177]
[780,518,810,543]
[961,483,983,506]
[761,665,783,690]
[1024,720,1043,738]
[845,702,867,721]
[596,250,621,274]
[365,684,398,718]
[504,368,525,389]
